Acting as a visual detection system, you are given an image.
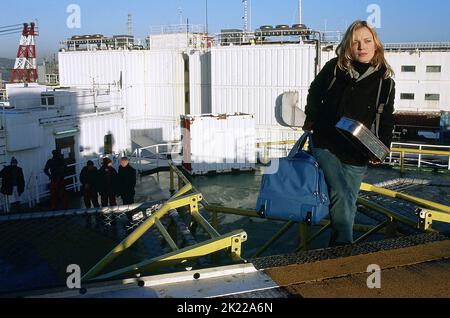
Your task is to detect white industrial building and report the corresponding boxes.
[58,49,186,149]
[0,83,127,207]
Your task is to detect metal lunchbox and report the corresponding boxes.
[335,117,390,162]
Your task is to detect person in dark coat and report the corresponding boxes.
[303,20,395,247]
[79,160,100,209]
[98,157,117,207]
[44,150,69,210]
[117,157,137,205]
[0,157,25,212]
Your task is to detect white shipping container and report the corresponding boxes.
[181,113,256,175]
[58,50,186,119]
[211,44,317,128]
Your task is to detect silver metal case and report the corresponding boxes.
[335,117,390,162]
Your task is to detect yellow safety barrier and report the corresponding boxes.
[390,147,450,174]
[360,183,450,214]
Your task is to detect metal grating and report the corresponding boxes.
[223,287,292,299]
[0,202,196,295]
[251,232,449,270]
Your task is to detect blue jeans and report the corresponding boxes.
[312,148,367,246]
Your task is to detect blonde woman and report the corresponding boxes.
[303,20,395,246]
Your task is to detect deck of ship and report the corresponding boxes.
[1,164,449,298]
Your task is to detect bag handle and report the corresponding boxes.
[288,131,314,158]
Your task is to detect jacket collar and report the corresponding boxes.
[348,64,381,82]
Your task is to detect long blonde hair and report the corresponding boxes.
[335,20,394,79]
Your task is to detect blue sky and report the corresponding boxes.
[1,0,450,59]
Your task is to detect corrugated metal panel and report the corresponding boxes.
[189,50,211,115]
[78,112,127,157]
[181,114,256,175]
[59,50,186,119]
[321,48,337,66]
[211,44,317,128]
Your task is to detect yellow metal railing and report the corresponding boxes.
[389,143,450,173]
[360,183,450,214]
[417,208,450,231]
[197,172,449,257]
[256,140,297,164]
[82,172,247,282]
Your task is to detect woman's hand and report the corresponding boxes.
[369,158,382,165]
[303,121,314,133]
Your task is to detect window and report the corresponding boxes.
[400,93,415,100]
[401,65,416,72]
[425,94,440,101]
[41,95,55,106]
[104,134,113,155]
[426,65,442,73]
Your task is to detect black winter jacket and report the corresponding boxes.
[305,57,395,166]
[97,165,118,195]
[79,166,99,192]
[0,165,25,195]
[44,156,67,180]
[117,165,137,196]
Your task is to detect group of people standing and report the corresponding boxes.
[80,156,137,208]
[0,150,137,213]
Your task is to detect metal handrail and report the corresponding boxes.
[385,42,450,51]
[389,142,450,171]
[26,153,122,207]
[149,24,207,35]
[131,142,182,172]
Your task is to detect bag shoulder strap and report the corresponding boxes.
[374,77,394,137]
[327,64,338,91]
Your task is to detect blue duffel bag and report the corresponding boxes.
[256,131,330,225]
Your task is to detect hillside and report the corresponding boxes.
[0,58,14,82]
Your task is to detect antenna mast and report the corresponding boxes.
[243,0,248,33]
[299,0,302,24]
[127,14,132,36]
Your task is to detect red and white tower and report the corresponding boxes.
[11,22,38,83]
